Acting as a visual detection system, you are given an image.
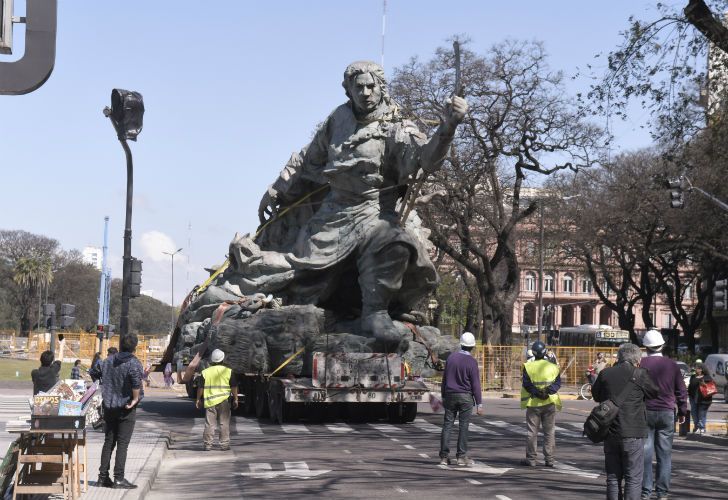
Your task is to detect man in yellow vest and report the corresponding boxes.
[520,340,562,467]
[196,349,239,451]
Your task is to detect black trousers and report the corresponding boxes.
[99,406,136,480]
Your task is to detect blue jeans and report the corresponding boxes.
[439,393,473,458]
[604,435,644,500]
[694,403,710,431]
[642,410,674,498]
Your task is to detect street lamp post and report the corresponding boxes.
[163,248,183,327]
[535,195,579,343]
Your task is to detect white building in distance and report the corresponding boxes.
[81,246,103,271]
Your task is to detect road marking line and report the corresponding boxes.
[404,444,415,449]
[495,496,512,500]
[488,420,525,435]
[325,423,356,433]
[190,418,205,434]
[281,424,311,434]
[343,449,352,454]
[413,418,441,433]
[554,425,583,438]
[234,417,263,435]
[549,460,600,479]
[469,423,499,435]
[391,438,400,442]
[418,453,430,459]
[369,423,401,434]
[680,470,728,485]
[394,486,408,493]
[440,460,511,475]
[249,463,272,473]
[466,478,482,485]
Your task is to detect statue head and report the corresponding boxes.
[342,61,392,116]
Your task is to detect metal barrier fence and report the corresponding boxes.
[472,345,620,391]
[3,332,159,368]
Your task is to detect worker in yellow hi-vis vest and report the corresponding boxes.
[196,349,239,451]
[520,341,562,467]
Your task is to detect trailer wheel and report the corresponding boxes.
[254,380,269,419]
[185,379,196,399]
[387,403,417,424]
[243,379,256,415]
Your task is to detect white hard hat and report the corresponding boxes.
[642,329,665,349]
[210,349,225,363]
[460,332,476,347]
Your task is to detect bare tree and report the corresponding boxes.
[391,40,603,344]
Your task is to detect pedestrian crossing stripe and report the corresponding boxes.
[179,416,593,440]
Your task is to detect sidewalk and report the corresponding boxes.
[78,428,169,499]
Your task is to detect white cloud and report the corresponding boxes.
[139,231,179,263]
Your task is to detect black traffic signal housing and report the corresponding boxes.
[129,257,142,298]
[42,303,55,329]
[108,89,145,141]
[59,303,75,328]
[667,177,686,209]
[715,279,728,311]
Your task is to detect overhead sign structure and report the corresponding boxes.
[0,0,58,95]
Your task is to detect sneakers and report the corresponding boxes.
[439,456,451,465]
[112,478,138,489]
[220,445,231,451]
[204,445,212,451]
[97,475,113,488]
[520,459,537,467]
[456,457,474,467]
[544,461,555,468]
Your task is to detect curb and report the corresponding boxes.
[684,433,728,446]
[122,432,171,500]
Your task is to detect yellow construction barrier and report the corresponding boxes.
[472,345,620,391]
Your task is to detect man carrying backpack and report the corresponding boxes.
[592,343,658,500]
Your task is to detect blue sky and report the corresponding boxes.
[0,1,674,305]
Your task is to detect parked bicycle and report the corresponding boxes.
[580,366,596,400]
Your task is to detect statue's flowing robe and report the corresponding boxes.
[229,103,438,312]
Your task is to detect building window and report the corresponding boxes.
[525,241,536,257]
[663,313,673,328]
[544,274,554,293]
[524,272,536,292]
[563,274,574,293]
[648,312,655,327]
[581,278,592,294]
[683,283,692,300]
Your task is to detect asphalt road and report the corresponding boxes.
[138,392,728,500]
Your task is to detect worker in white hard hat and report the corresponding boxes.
[196,349,239,451]
[639,329,687,499]
[438,332,483,467]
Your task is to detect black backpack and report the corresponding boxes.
[583,366,638,443]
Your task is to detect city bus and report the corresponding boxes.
[558,324,630,347]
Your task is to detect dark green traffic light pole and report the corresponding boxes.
[103,109,134,339]
[103,89,144,340]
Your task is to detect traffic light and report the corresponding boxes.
[129,257,142,298]
[42,303,55,329]
[667,177,686,209]
[59,303,75,328]
[108,89,145,141]
[715,279,728,311]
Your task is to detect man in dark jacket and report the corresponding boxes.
[98,334,144,490]
[639,329,687,500]
[439,332,483,467]
[592,343,659,500]
[31,350,61,394]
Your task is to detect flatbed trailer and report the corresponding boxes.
[188,352,430,424]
